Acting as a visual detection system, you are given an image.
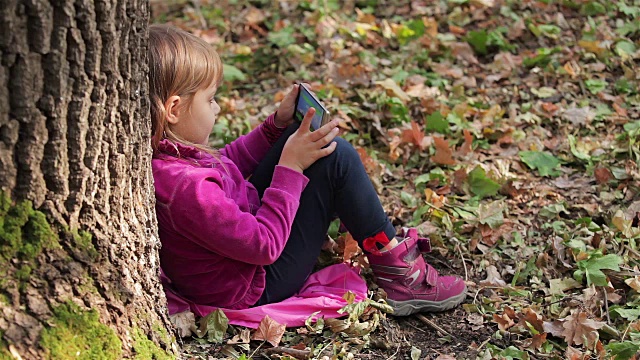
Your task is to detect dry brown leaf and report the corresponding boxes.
[169,311,196,338]
[450,42,479,64]
[546,311,605,347]
[252,315,286,347]
[562,107,596,126]
[519,308,544,333]
[565,345,584,360]
[526,333,547,350]
[493,313,515,331]
[458,129,473,156]
[406,83,440,99]
[227,328,251,344]
[431,62,464,79]
[343,233,360,263]
[625,274,640,291]
[480,265,507,287]
[245,7,266,25]
[594,167,612,184]
[375,78,410,103]
[435,355,456,360]
[431,136,456,165]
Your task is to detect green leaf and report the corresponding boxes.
[568,135,592,162]
[539,202,569,219]
[501,345,529,359]
[223,64,247,82]
[585,79,608,94]
[466,30,488,55]
[519,151,561,177]
[267,27,296,48]
[425,111,448,134]
[468,166,501,198]
[606,341,640,360]
[616,40,637,56]
[611,308,640,321]
[410,346,421,360]
[581,1,607,16]
[197,309,228,343]
[477,201,505,229]
[576,253,622,286]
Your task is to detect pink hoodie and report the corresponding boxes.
[152,115,309,309]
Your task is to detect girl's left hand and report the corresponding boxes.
[274,83,307,128]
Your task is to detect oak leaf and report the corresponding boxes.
[431,136,455,165]
[169,311,196,338]
[252,315,286,347]
[544,311,604,347]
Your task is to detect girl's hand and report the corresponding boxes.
[278,108,339,173]
[274,83,309,128]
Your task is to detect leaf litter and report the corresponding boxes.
[152,0,640,358]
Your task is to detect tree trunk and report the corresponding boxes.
[0,0,175,358]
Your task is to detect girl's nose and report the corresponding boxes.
[213,100,221,115]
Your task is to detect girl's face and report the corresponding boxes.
[171,82,221,145]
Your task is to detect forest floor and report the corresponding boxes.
[152,0,640,359]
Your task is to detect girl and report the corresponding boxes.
[149,24,466,316]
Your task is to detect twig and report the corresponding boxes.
[416,314,452,338]
[385,344,401,360]
[262,346,310,359]
[603,287,611,324]
[404,321,426,333]
[475,337,492,352]
[621,321,633,341]
[455,243,469,281]
[250,341,265,359]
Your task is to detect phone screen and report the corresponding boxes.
[295,86,326,131]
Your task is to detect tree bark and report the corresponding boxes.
[0,0,175,358]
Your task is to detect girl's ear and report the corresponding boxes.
[164,95,182,125]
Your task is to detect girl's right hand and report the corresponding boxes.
[278,108,339,173]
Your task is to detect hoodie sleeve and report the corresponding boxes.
[220,113,286,178]
[166,165,308,265]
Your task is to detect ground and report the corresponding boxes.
[151,0,640,358]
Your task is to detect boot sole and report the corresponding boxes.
[386,286,467,316]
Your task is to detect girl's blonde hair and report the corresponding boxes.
[149,24,224,156]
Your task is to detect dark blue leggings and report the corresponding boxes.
[250,123,396,305]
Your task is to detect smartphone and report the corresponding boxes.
[294,84,330,131]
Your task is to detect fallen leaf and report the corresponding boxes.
[245,7,266,25]
[562,107,596,127]
[197,309,229,343]
[227,328,251,344]
[375,78,410,103]
[169,311,196,338]
[545,311,605,347]
[252,315,286,347]
[565,346,584,360]
[480,265,507,287]
[343,233,360,262]
[625,275,640,291]
[450,42,479,64]
[493,312,515,331]
[594,167,613,184]
[458,129,474,156]
[526,333,547,350]
[431,136,456,165]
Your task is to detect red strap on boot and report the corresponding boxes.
[362,231,391,256]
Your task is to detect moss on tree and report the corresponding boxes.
[0,195,60,265]
[132,328,173,360]
[40,302,122,360]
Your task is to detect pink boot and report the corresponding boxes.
[363,228,467,316]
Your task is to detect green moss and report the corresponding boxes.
[40,302,122,360]
[132,328,172,360]
[0,195,59,264]
[70,229,98,260]
[15,265,31,286]
[0,334,10,360]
